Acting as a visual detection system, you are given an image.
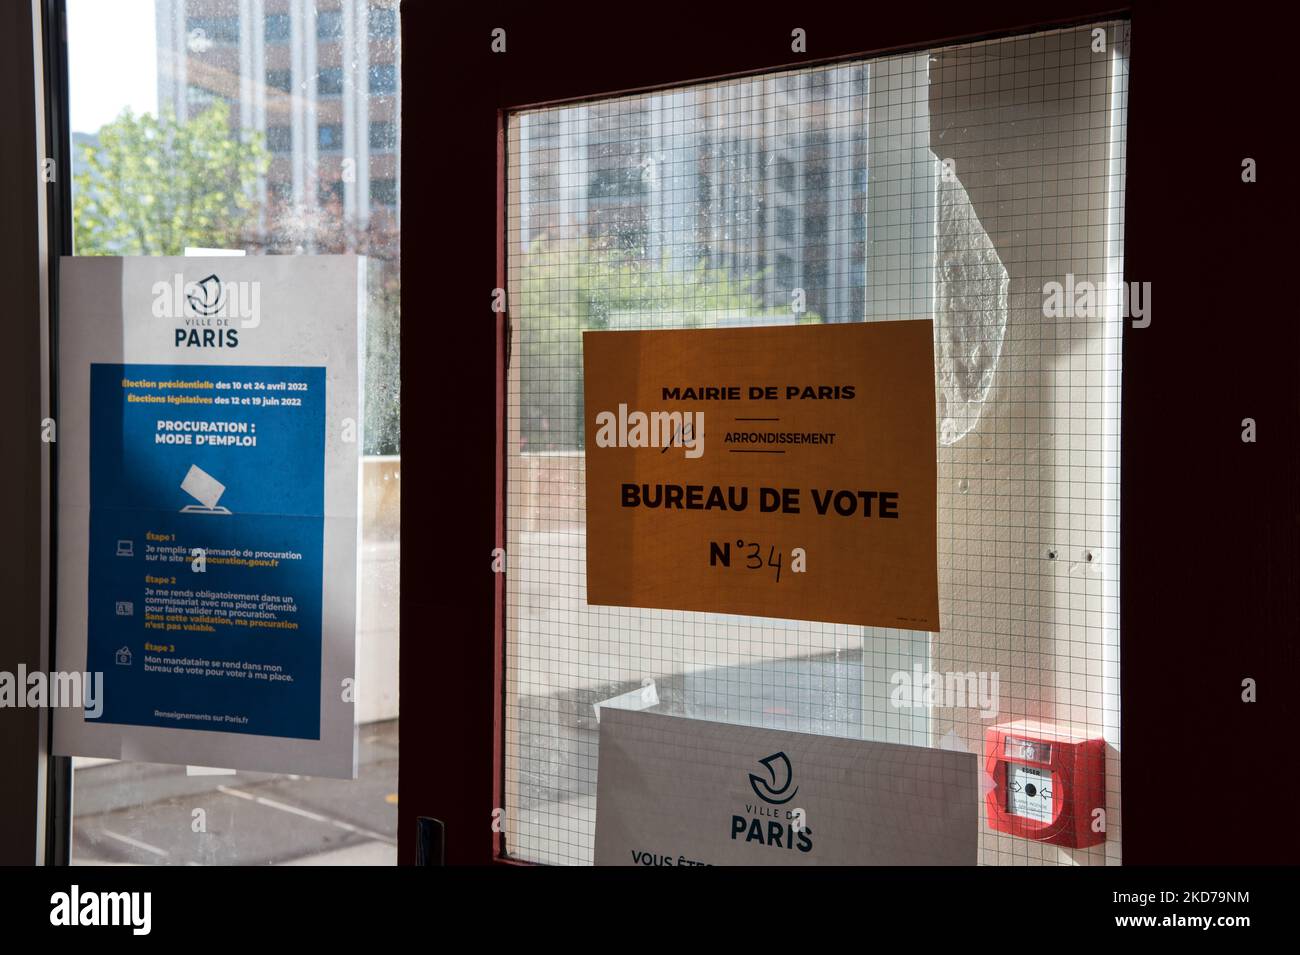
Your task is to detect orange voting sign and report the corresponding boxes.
[583,320,939,631]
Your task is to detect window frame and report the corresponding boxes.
[0,0,1289,871]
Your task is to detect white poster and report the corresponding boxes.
[52,255,364,778]
[595,709,977,865]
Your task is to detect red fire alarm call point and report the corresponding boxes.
[985,720,1106,848]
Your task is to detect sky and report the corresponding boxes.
[67,0,159,134]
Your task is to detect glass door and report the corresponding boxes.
[502,22,1128,866]
[59,0,401,865]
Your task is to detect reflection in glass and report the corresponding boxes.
[66,0,401,865]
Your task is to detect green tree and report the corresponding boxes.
[74,103,269,255]
[515,237,822,452]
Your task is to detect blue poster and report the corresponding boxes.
[87,363,326,740]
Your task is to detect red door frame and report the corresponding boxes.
[399,1,1298,866]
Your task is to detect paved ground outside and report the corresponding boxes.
[72,719,398,865]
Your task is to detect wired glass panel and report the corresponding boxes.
[505,22,1127,866]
